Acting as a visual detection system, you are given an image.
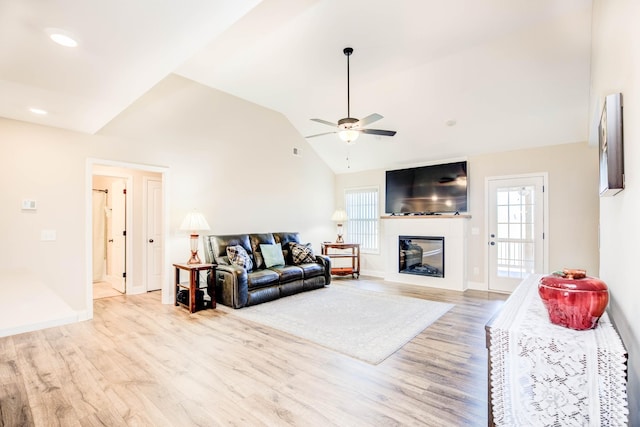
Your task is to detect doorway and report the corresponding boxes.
[87,159,168,318]
[92,174,128,299]
[486,174,548,293]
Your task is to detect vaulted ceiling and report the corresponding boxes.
[0,0,593,173]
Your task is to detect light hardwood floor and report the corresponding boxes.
[0,277,507,426]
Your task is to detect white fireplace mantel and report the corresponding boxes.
[381,215,470,291]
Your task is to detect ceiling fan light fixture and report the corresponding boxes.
[304,47,396,143]
[338,129,359,144]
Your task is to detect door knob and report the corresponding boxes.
[490,233,495,238]
[108,239,114,243]
[490,242,495,246]
[148,239,154,243]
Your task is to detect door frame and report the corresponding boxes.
[85,158,170,320]
[484,172,549,292]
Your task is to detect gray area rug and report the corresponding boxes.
[224,285,454,364]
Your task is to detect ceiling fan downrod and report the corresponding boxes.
[344,47,353,119]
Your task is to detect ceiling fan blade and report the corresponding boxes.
[311,118,338,127]
[305,131,337,139]
[361,128,397,137]
[357,113,383,127]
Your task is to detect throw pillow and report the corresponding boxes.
[226,245,253,271]
[290,242,316,265]
[260,243,285,268]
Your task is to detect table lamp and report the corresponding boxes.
[180,210,210,264]
[331,209,348,243]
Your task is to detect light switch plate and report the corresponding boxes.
[41,230,56,241]
[22,199,37,210]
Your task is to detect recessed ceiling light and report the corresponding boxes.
[45,28,78,47]
[29,107,48,115]
[50,33,78,47]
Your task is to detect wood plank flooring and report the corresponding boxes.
[0,277,507,426]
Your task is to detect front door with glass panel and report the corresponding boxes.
[488,175,546,293]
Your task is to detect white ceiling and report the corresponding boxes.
[0,0,593,174]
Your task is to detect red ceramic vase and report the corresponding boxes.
[538,271,609,330]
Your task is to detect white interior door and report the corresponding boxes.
[110,180,126,293]
[488,175,546,293]
[146,179,163,291]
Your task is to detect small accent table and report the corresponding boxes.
[173,263,215,313]
[321,242,360,278]
[485,274,628,426]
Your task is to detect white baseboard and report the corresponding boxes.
[360,269,384,278]
[466,280,488,291]
[0,314,79,338]
[76,309,91,321]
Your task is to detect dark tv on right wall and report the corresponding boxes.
[385,161,468,214]
[599,92,624,196]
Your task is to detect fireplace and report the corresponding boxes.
[399,235,444,278]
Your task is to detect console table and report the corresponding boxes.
[321,242,360,278]
[485,274,628,426]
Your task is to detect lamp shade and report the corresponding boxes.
[180,211,210,232]
[331,209,349,222]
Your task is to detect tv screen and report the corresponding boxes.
[385,161,468,214]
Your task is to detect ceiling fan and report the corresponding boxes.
[306,47,396,144]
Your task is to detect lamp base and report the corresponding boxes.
[187,250,202,265]
[336,235,344,243]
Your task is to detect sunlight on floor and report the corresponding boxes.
[93,280,123,299]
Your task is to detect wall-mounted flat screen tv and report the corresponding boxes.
[385,161,468,214]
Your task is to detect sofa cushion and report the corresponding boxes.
[268,265,303,283]
[205,234,252,266]
[250,233,276,269]
[260,243,285,268]
[274,232,300,263]
[290,242,316,265]
[247,269,280,289]
[226,245,253,271]
[297,262,324,279]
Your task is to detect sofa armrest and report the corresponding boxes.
[315,255,331,285]
[208,264,248,308]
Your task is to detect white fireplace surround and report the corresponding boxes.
[382,215,470,291]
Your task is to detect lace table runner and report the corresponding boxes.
[489,274,628,426]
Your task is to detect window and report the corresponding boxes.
[345,187,379,253]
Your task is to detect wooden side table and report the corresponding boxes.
[173,263,215,313]
[321,242,360,278]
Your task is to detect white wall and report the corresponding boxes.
[0,74,335,321]
[590,0,639,422]
[336,142,599,284]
